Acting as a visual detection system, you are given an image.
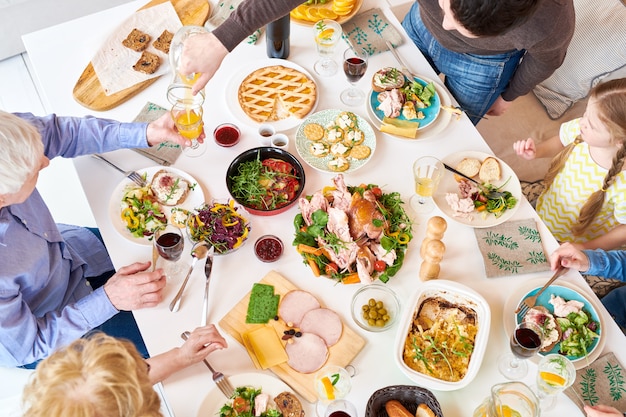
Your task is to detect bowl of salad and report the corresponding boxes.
[186,199,251,254]
[226,147,306,216]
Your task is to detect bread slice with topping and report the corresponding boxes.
[150,169,190,206]
[372,67,405,92]
[478,157,501,183]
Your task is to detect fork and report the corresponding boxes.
[181,331,235,398]
[92,154,146,187]
[515,265,568,318]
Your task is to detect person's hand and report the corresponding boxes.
[485,96,512,117]
[178,325,228,367]
[584,404,623,417]
[550,242,590,272]
[513,138,538,160]
[146,112,206,148]
[180,32,229,95]
[103,262,166,310]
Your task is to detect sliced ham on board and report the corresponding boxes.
[278,290,321,326]
[285,333,329,374]
[299,308,343,347]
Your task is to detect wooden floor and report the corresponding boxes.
[0,54,96,226]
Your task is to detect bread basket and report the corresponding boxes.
[364,385,443,417]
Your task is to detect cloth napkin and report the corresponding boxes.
[341,8,403,55]
[565,352,626,413]
[205,0,262,44]
[131,102,182,166]
[474,218,550,278]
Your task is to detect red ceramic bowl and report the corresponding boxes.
[226,147,306,216]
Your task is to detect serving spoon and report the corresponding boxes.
[169,242,209,312]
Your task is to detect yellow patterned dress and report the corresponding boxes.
[536,118,626,243]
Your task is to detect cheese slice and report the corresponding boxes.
[242,326,288,369]
[380,117,419,139]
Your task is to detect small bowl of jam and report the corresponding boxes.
[214,123,241,147]
[254,235,284,262]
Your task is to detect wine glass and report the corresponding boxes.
[324,400,357,417]
[314,365,353,417]
[340,47,368,106]
[154,225,185,278]
[168,84,206,158]
[535,354,576,412]
[498,321,544,380]
[313,19,343,77]
[410,156,443,214]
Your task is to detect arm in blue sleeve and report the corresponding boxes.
[584,249,626,282]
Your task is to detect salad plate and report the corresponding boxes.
[108,166,205,245]
[503,277,606,369]
[432,151,521,228]
[196,372,313,417]
[295,109,376,174]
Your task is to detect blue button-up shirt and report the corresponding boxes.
[0,113,149,366]
[585,249,626,282]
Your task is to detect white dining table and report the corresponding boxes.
[22,1,626,417]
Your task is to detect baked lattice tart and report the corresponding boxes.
[238,65,317,123]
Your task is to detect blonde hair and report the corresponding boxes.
[542,78,626,237]
[22,333,162,417]
[0,111,44,195]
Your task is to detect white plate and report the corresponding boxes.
[368,74,441,130]
[432,151,522,228]
[366,78,452,141]
[502,278,606,369]
[108,166,206,245]
[196,372,313,417]
[225,59,318,132]
[294,109,376,174]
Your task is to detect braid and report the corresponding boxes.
[542,136,583,188]
[572,143,626,236]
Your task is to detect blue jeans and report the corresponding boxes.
[602,286,626,331]
[402,2,525,125]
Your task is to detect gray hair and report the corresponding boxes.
[0,111,44,195]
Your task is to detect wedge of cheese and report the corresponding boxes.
[242,326,288,369]
[380,117,419,139]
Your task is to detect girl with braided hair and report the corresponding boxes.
[514,78,626,250]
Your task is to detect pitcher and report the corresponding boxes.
[473,381,539,417]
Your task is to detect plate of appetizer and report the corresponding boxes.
[295,109,376,173]
[503,278,605,369]
[108,166,204,245]
[292,174,413,284]
[225,59,318,132]
[289,0,363,26]
[432,151,521,228]
[197,372,313,417]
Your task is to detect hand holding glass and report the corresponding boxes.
[170,87,206,157]
[340,47,368,106]
[410,156,443,213]
[313,19,343,77]
[498,321,543,380]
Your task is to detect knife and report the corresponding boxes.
[385,40,417,81]
[442,162,480,185]
[201,246,215,327]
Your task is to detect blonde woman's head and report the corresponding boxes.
[22,333,162,417]
[589,78,626,147]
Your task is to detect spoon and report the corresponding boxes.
[169,242,209,312]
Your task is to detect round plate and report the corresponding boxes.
[108,166,205,245]
[432,151,522,228]
[366,78,452,141]
[368,75,441,130]
[295,108,376,173]
[225,59,318,132]
[503,278,606,369]
[196,372,313,417]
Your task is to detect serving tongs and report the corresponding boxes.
[442,163,505,199]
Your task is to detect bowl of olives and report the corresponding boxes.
[351,284,400,332]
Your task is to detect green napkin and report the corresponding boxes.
[341,8,403,56]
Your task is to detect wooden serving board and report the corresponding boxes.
[219,270,366,403]
[72,0,209,111]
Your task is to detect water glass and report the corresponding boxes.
[313,19,343,77]
[535,354,576,411]
[410,156,443,214]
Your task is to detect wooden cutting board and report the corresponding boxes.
[72,0,209,111]
[219,270,366,403]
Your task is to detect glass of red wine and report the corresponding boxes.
[498,321,544,380]
[340,47,369,107]
[154,225,185,278]
[324,399,358,417]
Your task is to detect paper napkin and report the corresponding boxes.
[474,218,550,278]
[132,102,182,166]
[341,8,403,56]
[565,352,626,413]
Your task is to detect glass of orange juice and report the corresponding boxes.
[313,19,343,77]
[169,85,206,158]
[410,156,443,214]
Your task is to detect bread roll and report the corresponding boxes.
[385,400,414,417]
[415,404,436,417]
[478,157,501,183]
[454,158,481,182]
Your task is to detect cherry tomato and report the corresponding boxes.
[374,260,387,272]
[370,187,383,198]
[325,262,339,275]
[232,397,249,413]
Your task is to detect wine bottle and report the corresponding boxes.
[266,14,290,59]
